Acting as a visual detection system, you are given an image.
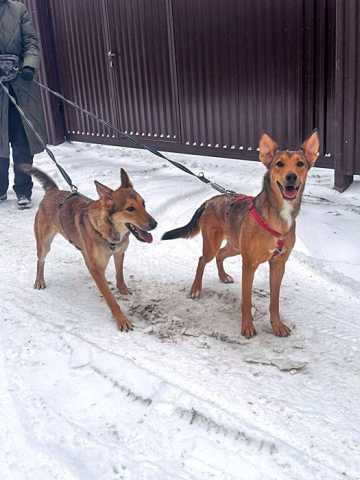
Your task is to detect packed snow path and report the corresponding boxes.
[0,143,359,480]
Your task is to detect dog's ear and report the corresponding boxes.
[94,180,113,199]
[259,133,278,167]
[120,168,133,188]
[302,131,320,167]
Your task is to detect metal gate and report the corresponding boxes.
[173,0,306,153]
[105,0,180,144]
[25,0,360,189]
[47,0,181,148]
[44,0,334,166]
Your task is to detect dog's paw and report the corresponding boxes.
[34,279,46,290]
[241,322,257,339]
[219,273,234,284]
[271,320,291,337]
[116,315,133,332]
[117,284,132,295]
[190,287,202,299]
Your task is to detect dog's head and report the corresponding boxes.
[258,131,320,203]
[90,168,157,244]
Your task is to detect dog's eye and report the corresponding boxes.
[276,161,284,168]
[297,160,305,167]
[142,201,145,208]
[126,206,135,212]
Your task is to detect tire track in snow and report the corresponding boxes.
[2,300,354,480]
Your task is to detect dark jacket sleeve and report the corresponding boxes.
[20,5,40,71]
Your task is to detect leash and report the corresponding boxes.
[0,79,78,192]
[33,79,237,196]
[232,194,285,257]
[1,72,286,253]
[8,69,236,195]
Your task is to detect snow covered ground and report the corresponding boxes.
[0,142,359,480]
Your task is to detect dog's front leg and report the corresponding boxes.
[114,251,131,295]
[85,254,133,332]
[241,260,257,338]
[269,259,291,337]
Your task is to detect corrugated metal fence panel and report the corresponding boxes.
[39,0,339,170]
[172,0,305,154]
[333,0,360,184]
[342,0,360,175]
[353,2,360,175]
[302,0,335,167]
[323,0,336,160]
[105,0,180,142]
[49,0,115,140]
[172,0,241,152]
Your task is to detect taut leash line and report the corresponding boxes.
[0,79,78,192]
[34,80,237,196]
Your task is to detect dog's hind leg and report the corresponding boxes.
[34,210,57,289]
[216,242,239,284]
[114,251,131,295]
[190,229,223,299]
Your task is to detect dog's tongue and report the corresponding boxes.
[284,187,297,199]
[139,230,153,243]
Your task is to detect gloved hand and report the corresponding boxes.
[21,66,35,82]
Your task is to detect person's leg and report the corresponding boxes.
[8,92,33,200]
[0,157,10,199]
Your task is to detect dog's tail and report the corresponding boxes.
[162,203,206,240]
[19,165,58,192]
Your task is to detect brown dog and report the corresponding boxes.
[24,166,157,331]
[162,132,319,338]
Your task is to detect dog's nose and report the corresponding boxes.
[286,172,297,184]
[149,218,158,230]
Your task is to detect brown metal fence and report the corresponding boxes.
[334,0,360,190]
[23,0,360,190]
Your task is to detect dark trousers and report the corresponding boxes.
[0,89,33,198]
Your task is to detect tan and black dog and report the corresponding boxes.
[23,166,157,331]
[162,132,319,338]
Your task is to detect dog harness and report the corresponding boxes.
[232,194,285,257]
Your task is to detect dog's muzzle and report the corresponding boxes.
[277,181,300,200]
[125,218,157,243]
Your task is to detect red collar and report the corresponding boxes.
[232,194,285,257]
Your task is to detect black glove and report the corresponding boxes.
[21,66,35,82]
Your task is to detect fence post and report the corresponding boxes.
[334,0,354,192]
